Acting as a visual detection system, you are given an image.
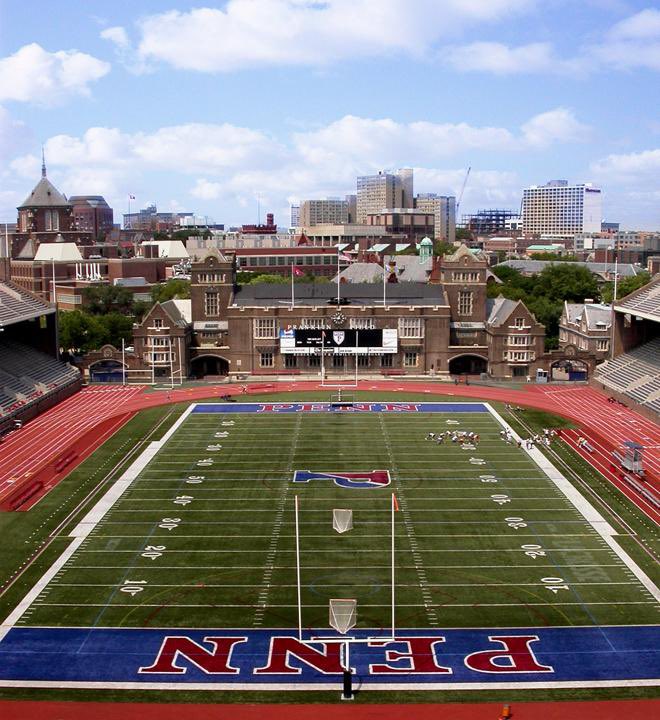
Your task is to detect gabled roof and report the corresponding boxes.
[18,176,70,209]
[161,299,192,326]
[582,303,612,330]
[486,296,520,326]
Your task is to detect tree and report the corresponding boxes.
[535,264,599,303]
[151,279,191,303]
[58,311,106,353]
[247,274,288,285]
[82,285,135,315]
[433,241,455,256]
[455,228,472,241]
[600,272,651,304]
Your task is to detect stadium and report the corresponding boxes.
[0,277,658,720]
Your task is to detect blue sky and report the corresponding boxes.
[1,0,659,229]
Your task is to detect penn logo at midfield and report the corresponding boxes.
[293,470,391,489]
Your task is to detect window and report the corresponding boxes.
[350,317,376,330]
[284,354,297,368]
[453,272,479,282]
[514,317,525,328]
[403,352,418,367]
[398,317,423,338]
[153,318,163,329]
[300,317,329,330]
[381,354,393,368]
[332,355,345,368]
[597,339,609,352]
[259,352,274,367]
[254,318,277,338]
[308,354,321,367]
[508,335,529,346]
[149,336,168,347]
[45,210,59,231]
[458,291,473,316]
[357,355,370,368]
[205,291,220,316]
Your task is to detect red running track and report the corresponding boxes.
[0,381,658,520]
[1,699,659,720]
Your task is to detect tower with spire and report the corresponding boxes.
[14,147,78,257]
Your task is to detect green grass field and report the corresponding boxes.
[17,402,656,633]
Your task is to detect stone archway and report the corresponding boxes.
[550,358,589,381]
[448,354,488,375]
[190,355,229,379]
[88,359,126,383]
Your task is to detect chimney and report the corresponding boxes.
[266,213,274,226]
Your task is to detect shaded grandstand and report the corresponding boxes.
[594,274,660,417]
[0,280,81,435]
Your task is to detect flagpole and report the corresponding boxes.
[291,263,295,309]
[337,246,340,305]
[383,261,387,307]
[295,495,303,641]
[391,492,395,640]
[610,253,618,361]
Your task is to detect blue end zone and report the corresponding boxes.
[0,626,658,686]
[192,402,489,414]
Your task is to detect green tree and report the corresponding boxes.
[97,313,134,348]
[455,227,472,241]
[151,279,191,303]
[247,274,288,285]
[58,311,106,353]
[600,272,651,304]
[433,241,455,256]
[535,264,599,303]
[82,285,135,315]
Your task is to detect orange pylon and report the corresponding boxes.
[500,704,512,719]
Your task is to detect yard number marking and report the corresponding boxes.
[158,517,181,530]
[521,543,546,559]
[120,579,147,596]
[505,516,527,529]
[141,545,166,560]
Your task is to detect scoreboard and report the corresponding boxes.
[279,328,397,354]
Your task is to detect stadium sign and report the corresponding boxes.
[279,328,398,354]
[0,626,658,688]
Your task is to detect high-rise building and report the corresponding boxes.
[356,169,413,223]
[521,181,602,237]
[460,209,519,237]
[414,194,456,243]
[290,204,300,228]
[300,198,350,227]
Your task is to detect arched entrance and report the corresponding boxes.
[550,358,589,381]
[448,354,488,375]
[191,355,229,379]
[89,359,126,383]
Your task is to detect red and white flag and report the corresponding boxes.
[392,494,400,512]
[338,253,354,262]
[292,265,304,276]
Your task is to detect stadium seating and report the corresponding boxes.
[0,340,80,420]
[595,337,660,414]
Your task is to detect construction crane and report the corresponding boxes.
[456,166,471,214]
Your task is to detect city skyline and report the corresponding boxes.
[1,1,659,229]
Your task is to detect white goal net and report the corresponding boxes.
[329,599,357,635]
[332,509,353,534]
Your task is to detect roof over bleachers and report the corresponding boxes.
[0,281,55,328]
[614,274,660,323]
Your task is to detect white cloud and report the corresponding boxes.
[591,148,660,179]
[100,26,129,49]
[520,108,590,148]
[134,0,534,72]
[3,107,583,223]
[609,8,660,40]
[445,42,560,74]
[190,179,223,200]
[0,43,110,104]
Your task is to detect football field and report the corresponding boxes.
[1,400,658,690]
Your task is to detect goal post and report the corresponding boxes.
[332,509,353,534]
[329,599,357,635]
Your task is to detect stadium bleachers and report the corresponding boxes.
[0,340,80,420]
[595,337,660,414]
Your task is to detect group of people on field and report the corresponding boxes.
[426,430,480,446]
[499,427,557,449]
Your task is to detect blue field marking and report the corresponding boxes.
[0,626,658,686]
[192,402,489,414]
